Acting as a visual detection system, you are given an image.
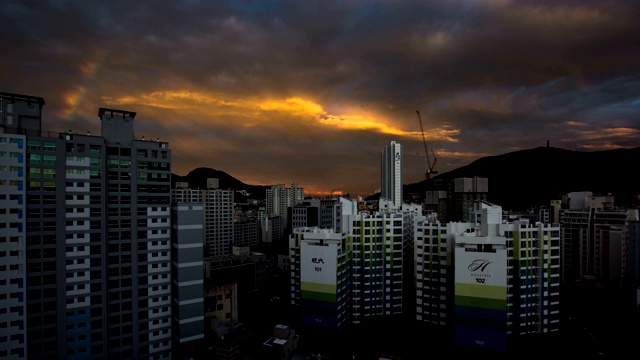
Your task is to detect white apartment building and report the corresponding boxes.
[345,209,411,324]
[288,196,416,330]
[288,228,351,331]
[0,131,27,359]
[266,182,304,232]
[416,200,561,352]
[0,92,45,359]
[172,181,234,258]
[380,141,403,209]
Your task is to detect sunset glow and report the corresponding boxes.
[2,0,638,196]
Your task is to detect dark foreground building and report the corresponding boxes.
[1,92,172,359]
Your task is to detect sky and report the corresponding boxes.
[1,0,639,197]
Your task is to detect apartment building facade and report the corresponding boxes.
[416,201,561,352]
[560,191,633,284]
[1,93,172,359]
[380,141,402,209]
[172,183,234,258]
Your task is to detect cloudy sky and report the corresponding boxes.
[2,0,639,196]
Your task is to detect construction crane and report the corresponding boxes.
[416,110,438,180]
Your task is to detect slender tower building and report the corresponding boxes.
[381,141,403,209]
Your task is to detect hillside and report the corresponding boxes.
[404,146,640,211]
[172,147,640,211]
[171,167,271,201]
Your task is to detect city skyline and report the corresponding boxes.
[2,0,639,196]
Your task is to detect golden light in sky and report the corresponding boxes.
[2,0,638,196]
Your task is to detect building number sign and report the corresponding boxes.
[312,257,324,272]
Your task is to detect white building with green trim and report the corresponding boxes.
[288,198,416,330]
[416,200,561,352]
[346,208,411,324]
[289,228,351,331]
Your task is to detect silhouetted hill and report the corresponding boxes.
[404,146,640,211]
[171,167,270,201]
[174,147,640,211]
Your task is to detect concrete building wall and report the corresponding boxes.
[346,211,406,324]
[416,201,561,352]
[289,228,350,331]
[627,221,640,283]
[171,203,205,355]
[11,104,174,359]
[0,92,44,131]
[0,132,27,359]
[204,189,234,258]
[454,177,488,193]
[266,183,304,231]
[381,141,402,209]
[234,220,259,248]
[561,201,629,283]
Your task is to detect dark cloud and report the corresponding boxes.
[1,0,638,196]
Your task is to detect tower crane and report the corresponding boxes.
[416,110,438,180]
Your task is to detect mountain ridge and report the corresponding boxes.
[171,167,271,201]
[171,146,640,211]
[404,146,640,211]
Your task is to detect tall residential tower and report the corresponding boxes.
[0,92,45,359]
[381,141,402,209]
[1,93,173,359]
[416,200,561,352]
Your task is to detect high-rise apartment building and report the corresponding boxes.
[203,188,234,258]
[380,141,402,209]
[560,191,632,283]
[447,177,488,222]
[539,200,561,225]
[172,180,234,258]
[288,196,415,331]
[233,219,260,248]
[627,219,640,284]
[288,228,351,331]
[416,200,561,352]
[0,92,43,359]
[261,215,283,246]
[289,198,340,231]
[171,202,205,358]
[266,182,304,237]
[1,93,173,359]
[346,209,410,323]
[0,130,28,360]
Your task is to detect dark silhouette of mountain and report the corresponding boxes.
[171,167,271,201]
[403,146,640,211]
[174,147,640,211]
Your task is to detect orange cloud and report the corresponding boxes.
[258,97,324,115]
[512,4,614,32]
[62,86,86,119]
[433,149,491,159]
[102,90,461,142]
[577,143,628,151]
[576,127,639,141]
[564,120,588,127]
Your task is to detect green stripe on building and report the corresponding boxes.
[301,290,337,302]
[454,295,506,310]
[301,282,336,293]
[455,283,506,300]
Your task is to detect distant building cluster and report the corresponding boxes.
[1,91,639,359]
